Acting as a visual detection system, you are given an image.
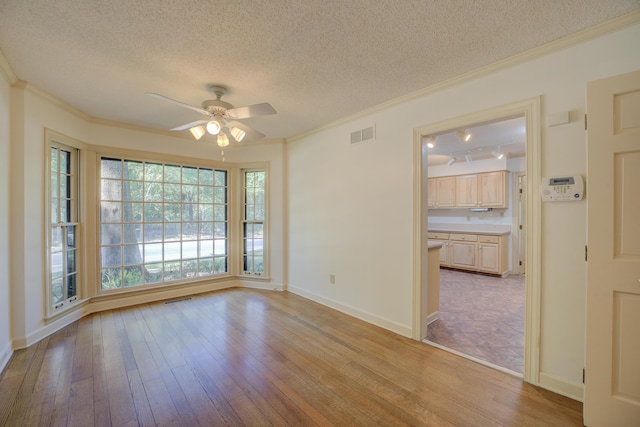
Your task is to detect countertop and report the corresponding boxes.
[428,223,511,236]
[427,242,444,249]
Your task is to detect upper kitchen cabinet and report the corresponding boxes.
[428,171,508,209]
[427,176,456,208]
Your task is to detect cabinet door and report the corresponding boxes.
[455,174,478,207]
[436,176,456,207]
[478,171,507,207]
[478,243,500,273]
[427,178,437,208]
[450,241,477,269]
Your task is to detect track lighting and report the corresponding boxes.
[447,155,457,166]
[456,130,471,142]
[492,146,504,159]
[465,152,473,163]
[425,136,435,148]
[189,126,205,140]
[206,120,222,135]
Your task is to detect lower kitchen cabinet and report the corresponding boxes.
[428,231,509,276]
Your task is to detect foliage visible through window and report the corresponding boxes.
[50,144,78,309]
[99,158,228,290]
[243,170,265,275]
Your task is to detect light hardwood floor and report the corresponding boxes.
[0,288,583,426]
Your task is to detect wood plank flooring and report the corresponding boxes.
[0,288,583,426]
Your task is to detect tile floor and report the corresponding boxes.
[426,268,525,373]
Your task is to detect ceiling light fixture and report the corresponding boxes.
[447,155,457,166]
[206,119,222,135]
[492,146,504,159]
[465,152,473,163]
[426,136,435,148]
[216,132,229,147]
[456,130,471,142]
[189,126,206,140]
[230,126,246,142]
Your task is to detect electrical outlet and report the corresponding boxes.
[329,274,336,285]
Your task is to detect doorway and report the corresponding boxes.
[412,98,541,384]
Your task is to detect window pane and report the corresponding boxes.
[101,179,121,200]
[101,246,122,267]
[182,204,198,222]
[200,222,213,238]
[182,222,198,240]
[164,242,181,261]
[199,204,213,222]
[182,260,197,279]
[123,223,142,244]
[182,185,198,203]
[124,181,143,202]
[164,223,180,241]
[144,163,162,182]
[52,278,63,305]
[164,262,181,281]
[182,167,198,184]
[199,259,213,276]
[199,186,213,203]
[144,182,162,202]
[144,243,163,263]
[67,274,77,298]
[215,171,227,186]
[125,160,143,181]
[199,169,213,185]
[164,183,181,202]
[214,187,226,203]
[101,158,122,178]
[214,205,226,221]
[164,204,181,222]
[215,222,227,238]
[144,223,162,242]
[123,202,143,222]
[199,240,213,257]
[67,249,76,273]
[144,203,163,222]
[182,241,198,259]
[164,164,181,183]
[214,239,227,255]
[51,199,59,223]
[124,266,144,287]
[144,264,163,284]
[60,150,70,174]
[124,244,143,266]
[214,257,227,274]
[66,226,75,248]
[101,202,122,223]
[101,224,122,245]
[51,147,59,171]
[101,268,122,290]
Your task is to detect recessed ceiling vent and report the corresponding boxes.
[350,124,376,144]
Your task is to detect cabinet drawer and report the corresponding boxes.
[428,232,449,240]
[449,233,477,242]
[478,235,500,244]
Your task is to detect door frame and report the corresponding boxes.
[412,97,541,385]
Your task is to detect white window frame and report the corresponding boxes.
[45,131,82,315]
[241,167,268,277]
[98,156,231,291]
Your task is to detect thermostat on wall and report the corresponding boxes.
[541,175,584,201]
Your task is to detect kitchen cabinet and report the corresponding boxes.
[428,171,507,209]
[427,232,450,266]
[427,176,456,208]
[449,234,478,269]
[428,231,510,276]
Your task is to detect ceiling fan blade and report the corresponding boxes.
[170,119,208,131]
[225,103,276,120]
[146,92,210,117]
[227,120,266,141]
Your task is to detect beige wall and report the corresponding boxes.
[287,24,640,398]
[0,57,11,371]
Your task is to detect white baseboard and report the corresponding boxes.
[0,340,12,374]
[288,285,412,338]
[426,311,439,325]
[538,371,584,402]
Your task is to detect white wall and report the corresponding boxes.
[287,24,640,397]
[0,61,12,372]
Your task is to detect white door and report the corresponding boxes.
[585,70,640,426]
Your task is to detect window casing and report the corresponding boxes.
[49,143,79,310]
[99,157,229,290]
[242,169,266,276]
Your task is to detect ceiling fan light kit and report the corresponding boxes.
[146,84,276,145]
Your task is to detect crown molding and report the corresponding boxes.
[287,10,640,143]
[0,49,17,85]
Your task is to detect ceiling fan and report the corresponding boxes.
[146,85,276,147]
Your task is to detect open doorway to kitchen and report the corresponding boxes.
[412,98,541,382]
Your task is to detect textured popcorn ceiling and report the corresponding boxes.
[0,1,638,140]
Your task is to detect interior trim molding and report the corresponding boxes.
[0,341,12,375]
[539,371,584,402]
[288,284,413,338]
[0,49,17,85]
[288,10,640,143]
[412,97,541,387]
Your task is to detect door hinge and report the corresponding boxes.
[583,368,585,384]
[585,245,588,261]
[584,114,587,130]
[519,225,523,230]
[519,261,522,266]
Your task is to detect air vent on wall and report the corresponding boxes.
[350,124,376,144]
